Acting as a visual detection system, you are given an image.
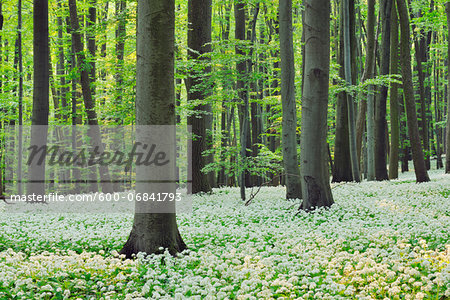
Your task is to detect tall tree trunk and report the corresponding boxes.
[57,0,68,120]
[235,1,249,200]
[279,0,302,199]
[300,0,334,210]
[115,0,125,115]
[186,0,212,194]
[374,0,392,181]
[332,0,352,183]
[343,0,360,182]
[388,1,400,179]
[396,0,430,182]
[217,2,232,187]
[446,3,450,173]
[68,0,113,193]
[17,0,23,194]
[87,0,96,93]
[27,0,49,196]
[120,0,186,258]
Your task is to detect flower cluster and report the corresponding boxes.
[0,169,448,298]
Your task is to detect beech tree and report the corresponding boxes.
[300,0,334,210]
[446,2,450,173]
[186,0,212,194]
[396,0,430,182]
[120,0,186,257]
[27,0,49,196]
[279,0,302,199]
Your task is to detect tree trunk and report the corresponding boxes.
[300,0,334,210]
[374,0,392,181]
[68,0,113,193]
[120,0,186,258]
[27,0,49,196]
[115,0,126,115]
[332,0,352,183]
[446,3,450,173]
[279,0,302,199]
[343,0,361,182]
[396,0,430,182]
[356,0,376,168]
[388,1,399,179]
[235,1,250,200]
[186,0,213,194]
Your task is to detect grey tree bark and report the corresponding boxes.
[396,0,430,182]
[388,1,400,179]
[374,0,392,181]
[68,0,113,193]
[343,0,360,182]
[446,3,450,173]
[27,0,49,196]
[300,0,334,210]
[120,0,186,258]
[279,0,302,199]
[235,1,250,200]
[356,0,376,178]
[186,0,213,194]
[332,0,352,183]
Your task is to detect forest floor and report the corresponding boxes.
[0,168,449,299]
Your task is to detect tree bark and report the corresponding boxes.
[235,1,250,200]
[120,0,186,258]
[300,0,334,210]
[396,0,430,182]
[332,0,352,183]
[446,3,450,173]
[27,0,49,196]
[343,0,361,182]
[388,1,400,179]
[68,0,113,193]
[374,0,392,181]
[356,0,376,168]
[279,0,302,199]
[186,0,213,194]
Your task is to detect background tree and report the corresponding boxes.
[374,0,392,181]
[446,2,450,173]
[279,0,301,199]
[186,0,212,194]
[389,1,400,179]
[300,0,333,210]
[27,0,49,196]
[396,0,430,182]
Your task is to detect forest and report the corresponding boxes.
[0,0,449,299]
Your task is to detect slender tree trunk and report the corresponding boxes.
[300,0,334,210]
[332,0,352,183]
[356,0,376,166]
[68,0,113,193]
[27,0,50,196]
[120,0,186,258]
[186,0,212,194]
[57,0,68,120]
[279,0,302,199]
[388,1,399,179]
[17,0,23,194]
[446,3,450,173]
[343,0,360,182]
[235,1,249,200]
[115,0,126,114]
[87,0,96,93]
[374,0,392,181]
[396,0,430,182]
